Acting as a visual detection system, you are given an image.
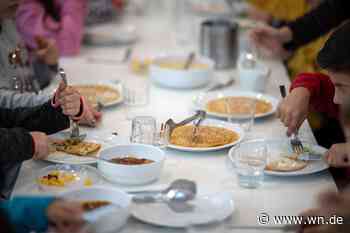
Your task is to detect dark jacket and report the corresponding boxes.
[0,101,69,198]
[285,0,350,50]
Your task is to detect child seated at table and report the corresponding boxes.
[0,196,84,233]
[297,100,350,233]
[0,0,101,126]
[0,80,84,199]
[276,20,350,186]
[16,0,124,56]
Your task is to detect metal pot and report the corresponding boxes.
[200,19,238,69]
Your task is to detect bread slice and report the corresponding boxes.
[52,140,101,156]
[265,157,307,172]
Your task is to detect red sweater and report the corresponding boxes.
[290,73,339,119]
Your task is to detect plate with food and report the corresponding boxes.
[263,139,328,176]
[193,90,279,119]
[168,119,244,152]
[72,81,123,108]
[228,139,328,176]
[37,164,101,193]
[62,187,131,233]
[46,132,103,164]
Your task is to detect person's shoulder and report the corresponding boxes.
[1,20,18,40]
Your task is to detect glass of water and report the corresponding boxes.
[123,78,150,120]
[130,116,157,145]
[130,116,169,147]
[229,139,267,189]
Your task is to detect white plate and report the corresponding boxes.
[37,164,101,193]
[71,81,123,108]
[228,139,329,176]
[168,119,244,152]
[193,90,279,120]
[46,130,120,165]
[264,141,329,176]
[84,24,138,46]
[131,191,234,228]
[62,186,131,233]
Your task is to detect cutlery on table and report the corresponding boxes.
[297,152,322,161]
[184,52,196,70]
[206,76,235,92]
[129,179,197,213]
[58,68,87,143]
[165,110,206,135]
[192,111,206,142]
[121,47,133,63]
[279,85,304,154]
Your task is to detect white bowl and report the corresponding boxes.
[62,186,131,233]
[37,164,101,193]
[149,54,214,89]
[97,144,165,185]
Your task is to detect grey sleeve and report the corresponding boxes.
[0,90,51,108]
[32,61,56,89]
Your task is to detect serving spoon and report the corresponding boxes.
[166,110,206,135]
[129,179,197,212]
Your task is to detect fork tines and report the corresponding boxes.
[291,135,304,154]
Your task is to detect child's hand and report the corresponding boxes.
[47,200,84,233]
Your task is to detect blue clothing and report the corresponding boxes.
[0,196,55,233]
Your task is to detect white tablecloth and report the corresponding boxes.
[12,16,337,233]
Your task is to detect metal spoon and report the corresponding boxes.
[58,68,86,142]
[184,52,196,70]
[129,179,197,212]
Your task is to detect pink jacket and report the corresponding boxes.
[16,0,87,56]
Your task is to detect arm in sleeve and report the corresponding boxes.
[16,0,87,56]
[285,0,350,50]
[0,196,55,233]
[290,72,339,118]
[0,101,70,134]
[0,102,70,163]
[0,128,34,163]
[0,90,51,108]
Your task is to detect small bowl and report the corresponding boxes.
[37,164,100,193]
[149,54,214,89]
[97,144,165,185]
[62,186,131,233]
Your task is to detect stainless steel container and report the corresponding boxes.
[200,19,238,69]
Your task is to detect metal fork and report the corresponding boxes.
[58,68,86,142]
[279,85,304,154]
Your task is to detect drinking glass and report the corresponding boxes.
[225,96,256,136]
[130,116,170,147]
[230,139,267,189]
[123,78,150,120]
[130,116,156,145]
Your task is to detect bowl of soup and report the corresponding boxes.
[97,144,165,185]
[149,54,214,89]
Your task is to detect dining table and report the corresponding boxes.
[12,12,337,233]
